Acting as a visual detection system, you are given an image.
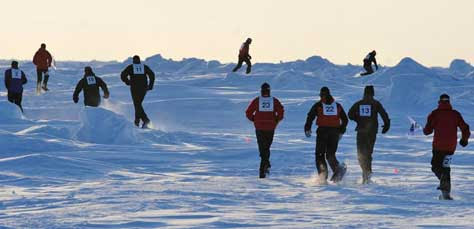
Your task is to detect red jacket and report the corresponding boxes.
[304,97,348,130]
[239,43,250,58]
[33,48,52,70]
[423,102,470,153]
[246,96,284,130]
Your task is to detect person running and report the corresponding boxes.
[232,38,252,74]
[73,66,110,107]
[348,85,390,184]
[4,61,27,112]
[246,82,284,178]
[120,55,155,128]
[360,50,378,76]
[423,94,470,200]
[33,43,53,93]
[304,87,348,183]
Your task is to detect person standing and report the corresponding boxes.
[33,43,53,93]
[423,94,470,200]
[120,55,155,128]
[73,66,110,107]
[4,61,27,112]
[246,83,284,178]
[348,85,390,184]
[304,87,348,183]
[232,38,252,74]
[360,50,378,76]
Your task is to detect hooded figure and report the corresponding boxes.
[232,38,252,74]
[120,55,155,128]
[304,87,348,183]
[33,43,53,92]
[348,85,390,184]
[360,50,378,76]
[73,66,110,107]
[4,61,27,112]
[423,94,470,200]
[246,82,284,178]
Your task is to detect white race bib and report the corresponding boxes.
[359,105,372,117]
[86,76,97,85]
[133,64,145,75]
[11,69,22,79]
[259,96,274,112]
[322,103,337,116]
[443,155,453,168]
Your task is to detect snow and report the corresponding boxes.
[1,55,474,228]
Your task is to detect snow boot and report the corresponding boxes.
[439,191,453,200]
[331,163,347,183]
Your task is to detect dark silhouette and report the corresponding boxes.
[4,61,27,113]
[73,66,110,107]
[360,50,378,76]
[232,38,252,74]
[120,55,155,128]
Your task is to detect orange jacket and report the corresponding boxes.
[33,48,52,70]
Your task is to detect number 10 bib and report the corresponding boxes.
[259,96,274,112]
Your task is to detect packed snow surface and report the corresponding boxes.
[0,56,474,228]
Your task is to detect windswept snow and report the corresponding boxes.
[0,55,473,228]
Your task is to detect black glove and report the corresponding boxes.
[248,55,252,60]
[339,126,346,135]
[124,80,130,86]
[73,97,79,103]
[382,121,390,134]
[460,139,468,147]
[148,85,153,91]
[305,130,311,138]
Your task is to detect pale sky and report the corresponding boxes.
[1,0,474,66]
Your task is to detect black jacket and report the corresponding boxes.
[73,75,109,107]
[348,96,389,133]
[120,63,155,90]
[4,68,27,93]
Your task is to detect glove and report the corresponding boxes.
[103,92,110,99]
[148,85,153,91]
[248,55,252,60]
[339,126,346,135]
[382,124,390,134]
[375,65,379,71]
[460,139,468,147]
[124,80,130,86]
[305,130,311,138]
[73,97,79,103]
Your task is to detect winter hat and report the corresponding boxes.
[319,86,331,96]
[439,94,450,102]
[364,85,375,97]
[261,82,271,96]
[84,66,94,76]
[11,61,18,68]
[133,55,141,64]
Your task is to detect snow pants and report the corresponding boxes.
[431,150,452,192]
[8,91,23,113]
[256,129,274,172]
[315,127,341,179]
[131,87,150,124]
[232,56,251,74]
[357,131,377,180]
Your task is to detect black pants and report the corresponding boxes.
[36,69,49,86]
[256,130,275,171]
[131,87,149,123]
[8,92,23,113]
[361,62,374,76]
[431,150,452,192]
[232,57,251,74]
[315,127,340,179]
[357,131,377,178]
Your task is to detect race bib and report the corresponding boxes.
[86,76,97,85]
[133,64,145,74]
[11,69,22,79]
[259,96,274,112]
[322,103,337,116]
[359,105,372,117]
[443,155,452,168]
